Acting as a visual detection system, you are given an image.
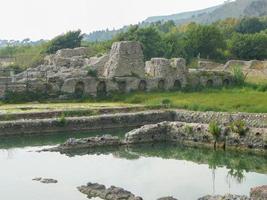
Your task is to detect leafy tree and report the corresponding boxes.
[184,24,226,60]
[115,26,165,60]
[163,28,187,59]
[45,30,83,54]
[229,32,267,60]
[235,17,266,34]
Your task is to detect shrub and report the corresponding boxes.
[87,68,98,77]
[209,121,221,141]
[230,120,247,136]
[184,125,193,135]
[45,30,83,54]
[161,99,173,108]
[232,65,246,86]
[57,114,67,127]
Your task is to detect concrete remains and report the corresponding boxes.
[0,41,235,98]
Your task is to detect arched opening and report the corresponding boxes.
[173,80,182,90]
[206,79,213,87]
[223,79,230,86]
[74,81,85,98]
[97,81,107,96]
[117,81,127,93]
[138,80,147,91]
[158,79,165,90]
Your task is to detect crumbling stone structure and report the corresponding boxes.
[0,41,234,98]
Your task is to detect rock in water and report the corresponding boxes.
[78,182,143,200]
[250,185,267,200]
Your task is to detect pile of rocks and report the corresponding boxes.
[125,121,267,150]
[78,183,143,200]
[44,135,122,152]
[78,182,267,200]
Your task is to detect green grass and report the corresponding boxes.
[109,87,267,113]
[1,84,267,114]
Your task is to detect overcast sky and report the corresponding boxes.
[0,0,225,40]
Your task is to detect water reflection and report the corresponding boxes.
[0,133,266,199]
[58,143,267,181]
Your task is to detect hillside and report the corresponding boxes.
[145,0,267,25]
[85,0,267,42]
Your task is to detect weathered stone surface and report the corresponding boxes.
[198,194,250,200]
[45,135,122,152]
[56,47,89,58]
[84,54,109,77]
[250,185,267,200]
[125,121,267,150]
[198,60,224,70]
[78,182,143,200]
[104,41,145,78]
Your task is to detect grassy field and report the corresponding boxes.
[110,87,267,113]
[1,81,267,114]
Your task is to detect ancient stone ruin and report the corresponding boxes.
[0,41,234,98]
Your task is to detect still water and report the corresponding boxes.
[0,129,266,200]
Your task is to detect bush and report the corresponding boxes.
[232,65,246,86]
[87,68,98,77]
[230,120,247,136]
[184,125,193,135]
[57,114,67,127]
[161,99,173,108]
[45,30,83,54]
[209,121,221,141]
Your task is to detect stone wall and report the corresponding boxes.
[104,41,145,78]
[0,109,266,136]
[0,110,173,136]
[0,41,236,98]
[125,121,267,150]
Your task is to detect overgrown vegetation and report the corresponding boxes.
[57,114,67,127]
[1,17,266,71]
[45,30,83,54]
[232,65,246,86]
[230,120,248,136]
[209,121,222,149]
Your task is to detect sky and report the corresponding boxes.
[0,0,225,40]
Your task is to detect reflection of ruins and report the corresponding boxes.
[0,41,234,98]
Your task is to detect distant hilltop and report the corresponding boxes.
[84,0,267,42]
[1,0,267,45]
[144,0,267,24]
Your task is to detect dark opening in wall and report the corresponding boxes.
[173,80,182,90]
[206,79,213,87]
[223,79,230,86]
[138,80,147,91]
[97,81,107,96]
[117,81,127,93]
[158,79,165,90]
[74,81,85,98]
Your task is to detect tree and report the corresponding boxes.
[229,32,267,60]
[184,24,226,60]
[45,30,83,54]
[235,17,266,34]
[135,27,165,60]
[115,26,165,60]
[163,28,187,59]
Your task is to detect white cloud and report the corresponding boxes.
[0,0,225,40]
